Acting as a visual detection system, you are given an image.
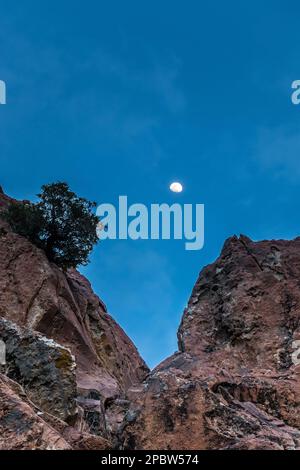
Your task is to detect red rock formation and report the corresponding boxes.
[0,373,111,450]
[0,373,71,450]
[0,190,148,446]
[1,188,300,450]
[121,236,300,450]
[0,317,77,422]
[0,192,148,401]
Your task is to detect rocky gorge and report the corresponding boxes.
[0,190,299,450]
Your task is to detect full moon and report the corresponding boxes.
[170,182,183,193]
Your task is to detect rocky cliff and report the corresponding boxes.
[122,235,300,450]
[0,191,299,450]
[0,191,148,449]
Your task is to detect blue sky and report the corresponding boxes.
[1,1,300,367]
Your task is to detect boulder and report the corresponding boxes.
[0,317,77,422]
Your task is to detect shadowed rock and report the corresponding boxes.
[0,318,77,422]
[0,373,71,450]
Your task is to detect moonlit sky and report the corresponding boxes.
[1,1,300,367]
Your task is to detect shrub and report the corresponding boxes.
[4,182,99,269]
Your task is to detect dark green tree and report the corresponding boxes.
[4,182,99,269]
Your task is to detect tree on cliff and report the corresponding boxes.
[3,182,99,269]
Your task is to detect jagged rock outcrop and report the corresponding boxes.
[121,235,300,450]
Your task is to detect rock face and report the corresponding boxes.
[0,373,71,450]
[0,228,148,399]
[121,235,300,450]
[0,318,77,422]
[0,192,148,394]
[0,191,148,448]
[1,188,300,450]
[0,373,111,450]
[178,235,300,371]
